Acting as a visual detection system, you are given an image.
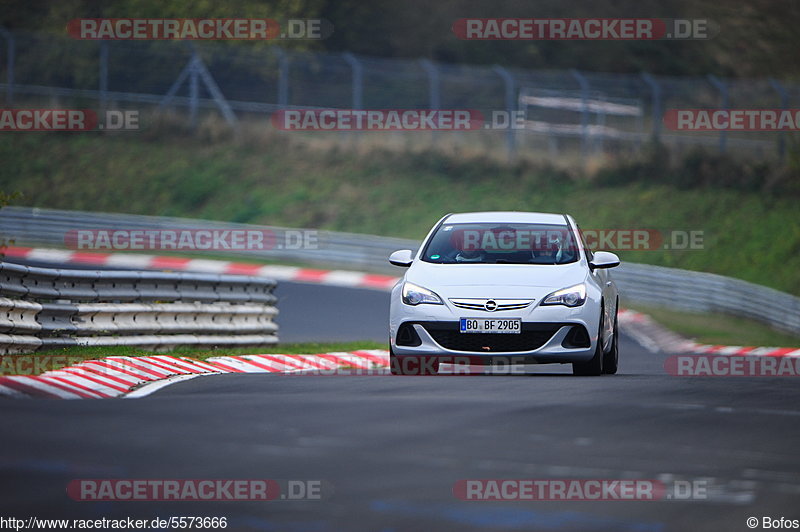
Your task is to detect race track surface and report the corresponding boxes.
[1,262,799,531]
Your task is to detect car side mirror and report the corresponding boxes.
[589,251,620,270]
[389,249,414,268]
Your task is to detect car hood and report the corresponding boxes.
[405,260,587,296]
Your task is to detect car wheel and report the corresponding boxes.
[389,348,440,375]
[389,347,404,375]
[602,307,619,375]
[572,309,604,376]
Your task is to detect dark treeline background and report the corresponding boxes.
[1,0,798,78]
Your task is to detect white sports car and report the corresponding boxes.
[388,211,620,376]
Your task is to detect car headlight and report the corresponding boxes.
[541,283,587,307]
[402,282,443,306]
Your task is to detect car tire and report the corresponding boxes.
[390,348,440,375]
[572,309,604,376]
[602,306,619,375]
[389,347,404,375]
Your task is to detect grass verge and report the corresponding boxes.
[1,132,799,294]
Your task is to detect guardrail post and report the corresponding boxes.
[570,68,590,160]
[768,78,788,161]
[274,48,289,108]
[492,65,516,162]
[343,53,363,110]
[707,74,728,153]
[0,28,14,105]
[641,72,662,142]
[99,41,109,111]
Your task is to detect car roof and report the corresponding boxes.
[443,211,568,225]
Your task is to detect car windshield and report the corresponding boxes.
[421,222,580,265]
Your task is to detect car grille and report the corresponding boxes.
[419,322,563,352]
[449,298,533,312]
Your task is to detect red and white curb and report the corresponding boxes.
[2,246,400,291]
[0,351,390,399]
[672,343,800,357]
[618,309,800,357]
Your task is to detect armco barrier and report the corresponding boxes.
[612,262,800,336]
[0,206,412,273]
[1,207,798,337]
[0,262,278,354]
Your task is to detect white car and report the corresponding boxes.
[388,211,620,376]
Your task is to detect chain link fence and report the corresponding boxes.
[0,28,796,161]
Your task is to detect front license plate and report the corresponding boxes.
[460,318,522,334]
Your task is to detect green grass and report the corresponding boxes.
[628,304,800,348]
[0,341,386,376]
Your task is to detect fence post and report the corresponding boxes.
[641,72,662,142]
[99,41,109,111]
[419,59,440,110]
[274,48,289,108]
[343,53,363,110]
[193,56,239,129]
[570,69,590,159]
[492,65,516,161]
[158,49,238,130]
[0,28,14,105]
[189,53,199,128]
[707,74,728,153]
[159,57,194,110]
[420,59,441,147]
[768,78,788,161]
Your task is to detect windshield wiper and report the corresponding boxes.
[494,259,530,264]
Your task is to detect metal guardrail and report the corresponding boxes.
[0,260,279,354]
[1,206,798,337]
[0,206,413,273]
[612,262,800,336]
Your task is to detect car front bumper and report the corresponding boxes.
[389,295,601,364]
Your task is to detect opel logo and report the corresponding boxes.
[484,299,497,312]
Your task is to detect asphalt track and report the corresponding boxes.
[2,261,800,531]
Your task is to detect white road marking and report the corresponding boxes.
[123,373,208,398]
